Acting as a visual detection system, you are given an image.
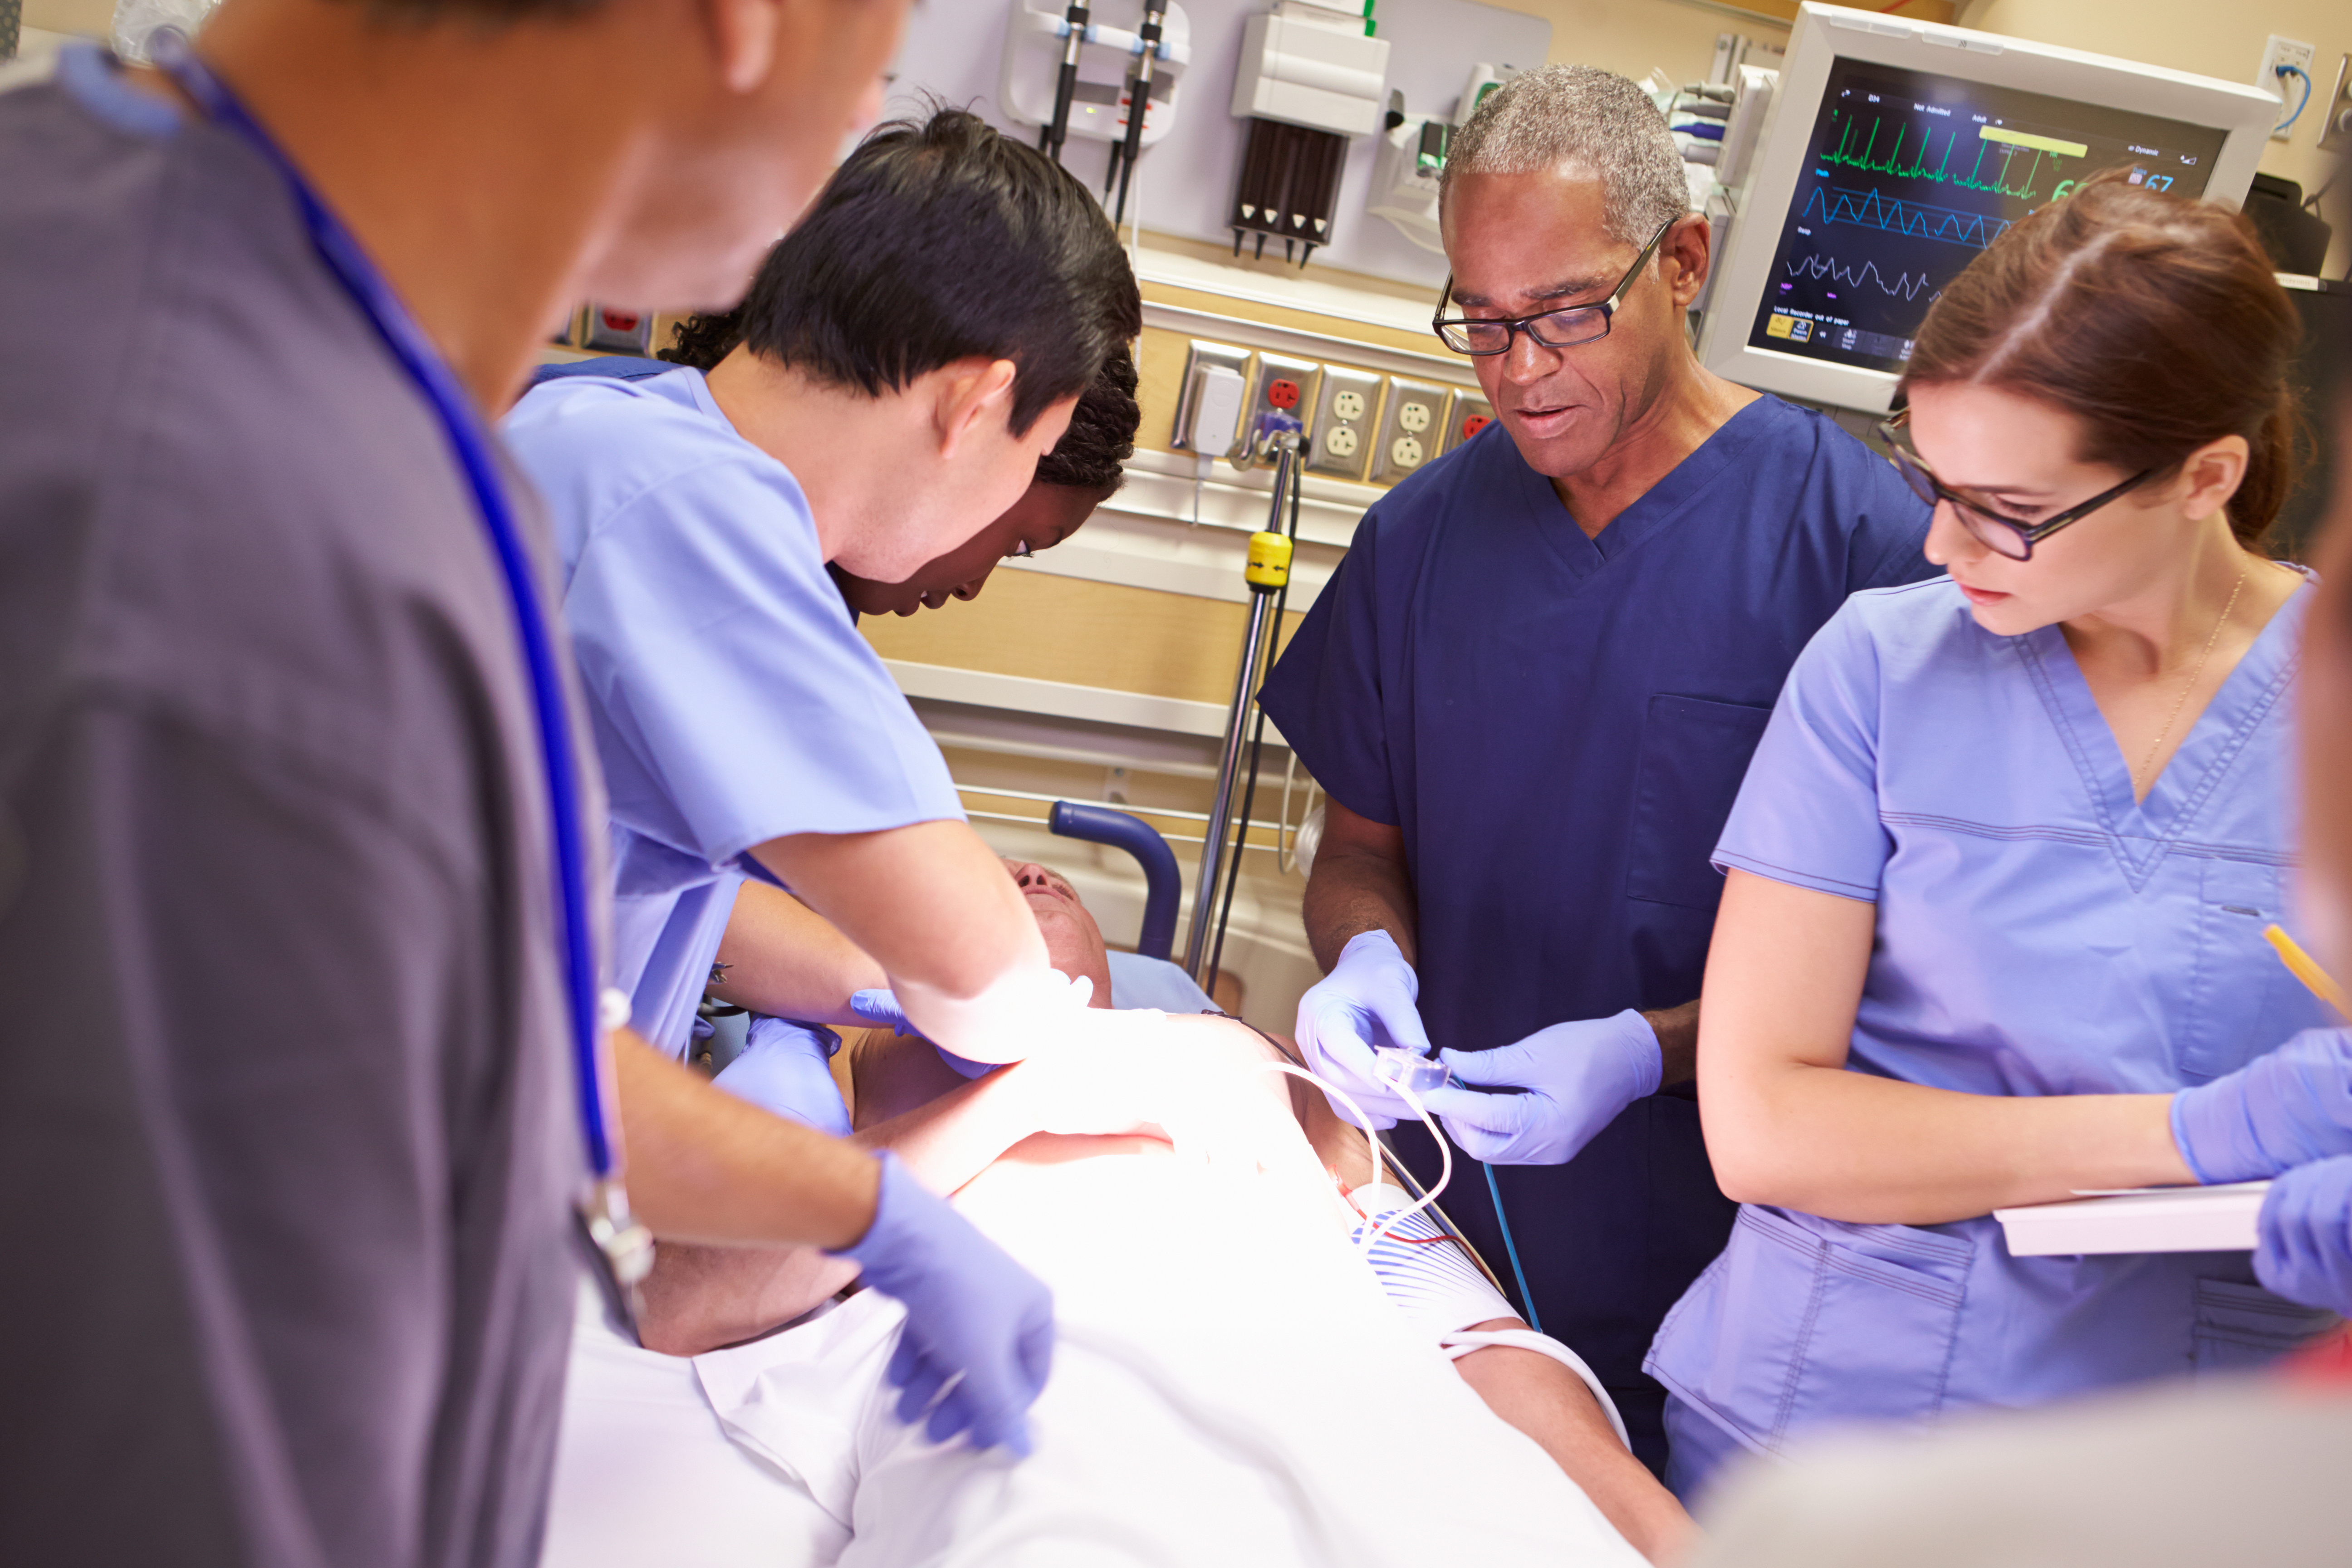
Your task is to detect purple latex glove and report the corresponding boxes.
[1294,930,1435,1130]
[1421,1009,1662,1165]
[2254,1156,2352,1316]
[850,987,924,1038]
[827,1153,1054,1456]
[2171,1027,2352,1184]
[851,987,1000,1081]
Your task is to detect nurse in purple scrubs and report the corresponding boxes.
[1647,172,2342,1501]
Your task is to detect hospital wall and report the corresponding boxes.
[1958,0,2351,278]
[856,261,1486,1030]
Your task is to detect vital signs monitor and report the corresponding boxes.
[1699,4,2280,414]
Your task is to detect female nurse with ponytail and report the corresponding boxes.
[1645,170,2347,1501]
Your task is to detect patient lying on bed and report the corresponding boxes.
[542,864,1690,1567]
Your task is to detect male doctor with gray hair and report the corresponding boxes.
[1257,64,1935,1473]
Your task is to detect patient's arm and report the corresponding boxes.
[1283,1047,1696,1565]
[1451,1324,1695,1564]
[637,1022,1210,1354]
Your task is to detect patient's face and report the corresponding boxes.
[832,482,1109,617]
[1006,859,1113,1007]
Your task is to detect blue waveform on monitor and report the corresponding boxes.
[1801,184,2014,251]
[1784,253,1936,300]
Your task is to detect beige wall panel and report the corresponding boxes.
[1959,0,2350,275]
[860,571,1303,707]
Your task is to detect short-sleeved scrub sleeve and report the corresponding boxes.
[1710,601,1888,903]
[532,398,959,867]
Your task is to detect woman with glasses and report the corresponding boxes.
[1644,171,2333,1504]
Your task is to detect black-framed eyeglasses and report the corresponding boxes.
[1431,216,1679,357]
[1874,408,2154,562]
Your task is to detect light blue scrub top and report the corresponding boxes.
[1647,574,2335,1471]
[503,368,961,1055]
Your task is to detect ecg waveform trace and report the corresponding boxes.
[1783,254,1936,301]
[1821,115,2058,200]
[1803,184,2014,251]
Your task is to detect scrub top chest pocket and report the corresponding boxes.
[1627,695,1776,912]
[2178,858,2298,1082]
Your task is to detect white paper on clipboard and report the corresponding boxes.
[1994,1182,2271,1257]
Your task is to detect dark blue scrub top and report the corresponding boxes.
[1258,394,1933,1460]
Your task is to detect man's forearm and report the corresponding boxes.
[1643,999,1699,1091]
[707,880,885,1025]
[615,1033,878,1249]
[1302,848,1421,970]
[627,1044,1072,1355]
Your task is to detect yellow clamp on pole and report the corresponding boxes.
[1245,529,1293,591]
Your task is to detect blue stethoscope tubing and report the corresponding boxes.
[152,37,617,1186]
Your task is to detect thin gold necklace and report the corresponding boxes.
[2135,567,2247,794]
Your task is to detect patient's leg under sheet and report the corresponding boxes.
[696,1137,1649,1567]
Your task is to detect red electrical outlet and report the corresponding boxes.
[1266,377,1302,411]
[1460,413,1490,439]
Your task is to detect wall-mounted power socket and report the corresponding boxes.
[1307,367,1386,480]
[1437,392,1495,458]
[1369,379,1455,485]
[1244,353,1324,453]
[2257,34,2318,142]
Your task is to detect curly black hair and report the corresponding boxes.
[653,105,1138,436]
[1039,344,1138,493]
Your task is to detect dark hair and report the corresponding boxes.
[656,106,1139,436]
[1037,345,1138,492]
[1901,169,2304,549]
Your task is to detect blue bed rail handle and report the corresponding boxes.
[1048,801,1181,962]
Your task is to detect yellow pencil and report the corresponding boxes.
[2263,924,2348,1014]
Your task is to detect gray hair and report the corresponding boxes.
[1441,64,1689,247]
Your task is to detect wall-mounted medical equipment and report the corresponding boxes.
[1364,63,1519,254]
[1228,0,1390,265]
[1696,2,2279,417]
[1000,0,1194,190]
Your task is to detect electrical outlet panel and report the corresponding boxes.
[582,304,653,353]
[1369,379,1454,484]
[1306,367,1385,480]
[1243,353,1324,452]
[1437,393,1495,456]
[2257,34,2318,142]
[1172,340,1252,453]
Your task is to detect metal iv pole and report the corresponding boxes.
[1181,427,1298,981]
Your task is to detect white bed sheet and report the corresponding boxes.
[703,1140,1640,1567]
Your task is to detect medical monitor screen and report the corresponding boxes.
[1747,61,2229,376]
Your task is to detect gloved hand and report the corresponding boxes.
[852,985,1105,1081]
[2254,1155,2352,1316]
[2171,1027,2352,1184]
[850,987,925,1039]
[1420,1009,1662,1166]
[827,1153,1054,1456]
[1294,930,1435,1130]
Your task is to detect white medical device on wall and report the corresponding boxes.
[1366,63,1519,254]
[1227,0,1391,265]
[1697,2,2280,416]
[999,0,1194,157]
